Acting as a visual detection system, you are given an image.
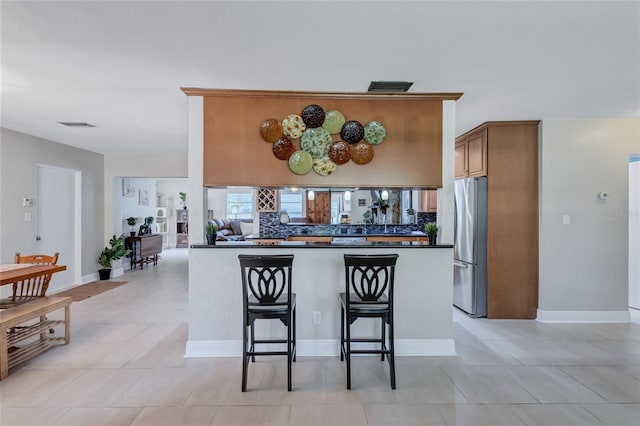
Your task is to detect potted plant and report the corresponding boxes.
[146,216,154,229]
[425,222,439,245]
[126,217,138,237]
[179,192,187,209]
[206,222,218,245]
[406,207,416,224]
[97,234,131,280]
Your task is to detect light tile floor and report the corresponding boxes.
[1,249,639,425]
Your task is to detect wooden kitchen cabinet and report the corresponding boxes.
[420,190,438,213]
[455,129,487,178]
[456,121,539,319]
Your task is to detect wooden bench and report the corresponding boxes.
[0,296,71,380]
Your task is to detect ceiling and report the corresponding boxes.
[1,1,639,156]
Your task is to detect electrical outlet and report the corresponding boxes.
[313,311,321,325]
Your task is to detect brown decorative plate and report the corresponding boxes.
[260,118,283,143]
[282,114,306,139]
[272,136,296,160]
[341,120,365,144]
[350,141,374,165]
[328,140,351,165]
[301,104,325,128]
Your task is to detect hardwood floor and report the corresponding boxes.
[1,248,639,425]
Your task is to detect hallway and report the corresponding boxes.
[1,249,639,425]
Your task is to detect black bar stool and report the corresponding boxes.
[238,254,296,392]
[340,253,399,389]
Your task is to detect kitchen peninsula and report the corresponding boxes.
[182,89,459,357]
[189,241,454,357]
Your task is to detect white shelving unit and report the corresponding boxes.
[156,194,169,248]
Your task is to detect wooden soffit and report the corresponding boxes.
[184,89,462,188]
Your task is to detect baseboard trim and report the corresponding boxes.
[185,338,456,358]
[536,309,631,323]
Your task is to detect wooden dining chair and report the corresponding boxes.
[0,252,60,307]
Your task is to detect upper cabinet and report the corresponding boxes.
[420,190,438,213]
[455,129,487,178]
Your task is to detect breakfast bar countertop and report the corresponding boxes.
[191,241,453,249]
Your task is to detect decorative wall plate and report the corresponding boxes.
[282,114,306,139]
[364,121,387,145]
[341,120,365,144]
[272,136,296,160]
[312,157,337,176]
[350,141,374,165]
[300,127,332,159]
[301,104,325,128]
[288,150,313,175]
[260,118,283,143]
[322,110,346,134]
[328,140,351,165]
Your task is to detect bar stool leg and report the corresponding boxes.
[250,322,256,363]
[287,309,293,391]
[340,305,345,362]
[389,317,396,390]
[380,318,386,361]
[346,311,352,389]
[292,305,297,362]
[242,322,248,392]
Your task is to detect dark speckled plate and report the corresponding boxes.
[341,120,365,144]
[301,104,325,128]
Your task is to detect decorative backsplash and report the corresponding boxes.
[259,211,437,238]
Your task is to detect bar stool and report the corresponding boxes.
[238,254,296,392]
[340,253,399,389]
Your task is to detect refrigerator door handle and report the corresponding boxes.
[454,261,469,269]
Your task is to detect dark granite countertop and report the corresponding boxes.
[192,241,453,249]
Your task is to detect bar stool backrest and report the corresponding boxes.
[344,254,398,303]
[239,254,294,306]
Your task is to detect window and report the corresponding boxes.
[226,193,254,219]
[279,190,304,218]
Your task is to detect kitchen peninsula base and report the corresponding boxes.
[186,243,455,358]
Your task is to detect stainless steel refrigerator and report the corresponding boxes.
[453,177,488,317]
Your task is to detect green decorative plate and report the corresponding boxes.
[322,110,346,134]
[288,150,313,175]
[300,127,332,159]
[364,121,387,145]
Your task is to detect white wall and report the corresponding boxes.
[630,156,640,309]
[120,178,157,228]
[539,119,640,321]
[0,128,104,278]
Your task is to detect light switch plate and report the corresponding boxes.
[563,214,571,225]
[24,212,32,221]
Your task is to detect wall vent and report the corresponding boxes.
[367,81,413,92]
[57,122,96,127]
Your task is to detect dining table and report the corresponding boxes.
[0,264,67,287]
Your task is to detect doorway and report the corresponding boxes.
[36,165,81,291]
